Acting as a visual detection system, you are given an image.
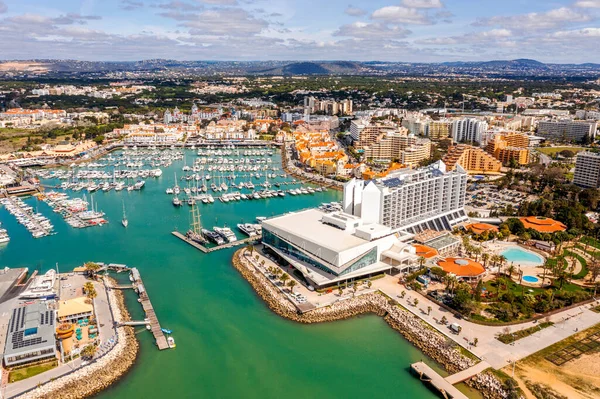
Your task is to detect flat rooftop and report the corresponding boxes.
[263,209,369,253]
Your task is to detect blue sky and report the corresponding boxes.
[0,0,600,62]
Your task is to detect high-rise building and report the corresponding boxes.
[537,120,597,142]
[573,151,600,188]
[443,144,502,174]
[342,161,468,234]
[451,118,489,144]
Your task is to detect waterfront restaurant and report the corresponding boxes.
[57,297,94,323]
[3,303,57,367]
[261,209,419,289]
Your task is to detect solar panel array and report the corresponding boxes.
[11,331,45,350]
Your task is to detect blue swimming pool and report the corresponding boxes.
[522,275,540,283]
[501,247,544,265]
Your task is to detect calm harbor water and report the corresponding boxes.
[0,149,480,399]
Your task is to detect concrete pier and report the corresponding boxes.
[172,231,259,253]
[410,361,468,399]
[129,268,170,350]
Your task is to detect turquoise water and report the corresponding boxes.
[0,149,480,399]
[501,247,544,265]
[522,275,539,283]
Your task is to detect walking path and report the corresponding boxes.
[445,361,491,384]
[375,275,600,369]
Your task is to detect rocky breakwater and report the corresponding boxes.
[18,278,139,399]
[233,249,514,399]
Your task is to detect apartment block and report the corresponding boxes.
[537,120,597,142]
[574,151,600,188]
[486,132,530,165]
[443,144,502,174]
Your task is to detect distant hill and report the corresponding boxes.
[1,58,599,77]
[255,61,366,75]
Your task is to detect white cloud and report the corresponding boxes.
[474,7,591,30]
[371,6,432,24]
[345,5,367,17]
[481,28,512,38]
[184,9,268,37]
[333,22,411,39]
[200,0,238,4]
[120,0,144,11]
[401,0,443,9]
[574,0,600,7]
[553,27,600,38]
[0,1,7,14]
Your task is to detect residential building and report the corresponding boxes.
[350,120,400,148]
[342,161,469,234]
[3,303,56,367]
[362,131,431,167]
[426,119,452,141]
[451,118,489,144]
[443,145,502,174]
[486,132,530,165]
[537,120,597,142]
[574,151,600,188]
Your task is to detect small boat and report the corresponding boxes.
[167,336,176,348]
[161,328,173,334]
[121,201,128,228]
[172,196,182,207]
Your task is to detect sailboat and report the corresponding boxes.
[186,203,207,244]
[121,201,128,227]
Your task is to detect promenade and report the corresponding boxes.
[375,276,600,369]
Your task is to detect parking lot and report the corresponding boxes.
[466,183,537,214]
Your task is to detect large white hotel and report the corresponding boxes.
[261,161,468,289]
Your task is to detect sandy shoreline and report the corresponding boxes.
[16,278,139,399]
[232,249,513,399]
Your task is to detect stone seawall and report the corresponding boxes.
[18,278,139,399]
[233,249,513,399]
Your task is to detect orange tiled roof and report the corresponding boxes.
[519,217,567,233]
[437,258,485,278]
[414,244,438,259]
[465,223,499,235]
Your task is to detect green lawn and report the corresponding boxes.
[537,146,585,156]
[9,361,58,383]
[563,250,589,280]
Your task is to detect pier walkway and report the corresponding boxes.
[410,362,468,399]
[129,268,169,350]
[172,231,259,253]
[445,361,490,385]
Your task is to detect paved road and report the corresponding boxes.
[375,275,600,369]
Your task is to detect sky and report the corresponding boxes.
[0,0,600,63]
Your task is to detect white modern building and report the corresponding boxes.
[574,151,600,188]
[451,118,489,144]
[537,120,597,142]
[261,209,419,288]
[342,161,468,234]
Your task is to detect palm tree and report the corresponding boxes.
[472,247,482,262]
[81,344,97,360]
[473,337,478,347]
[338,287,343,296]
[507,264,516,278]
[279,273,290,285]
[482,253,490,269]
[84,262,101,279]
[440,315,447,325]
[287,280,297,293]
[418,256,426,269]
[246,244,254,256]
[427,305,432,315]
[367,280,372,289]
[413,298,419,307]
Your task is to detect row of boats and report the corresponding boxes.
[0,222,9,244]
[58,180,146,193]
[0,197,54,238]
[40,192,108,228]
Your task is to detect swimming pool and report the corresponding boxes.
[522,275,540,283]
[501,247,544,265]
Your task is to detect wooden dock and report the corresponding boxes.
[172,231,259,253]
[410,362,468,399]
[130,267,170,350]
